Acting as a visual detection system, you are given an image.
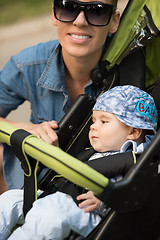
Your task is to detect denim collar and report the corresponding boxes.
[37,42,101,100]
[37,43,66,92]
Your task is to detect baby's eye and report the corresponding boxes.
[101,120,108,124]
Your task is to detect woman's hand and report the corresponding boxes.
[6,119,59,146]
[77,190,101,213]
[27,121,59,146]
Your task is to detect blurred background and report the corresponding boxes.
[0,0,52,25]
[0,0,58,122]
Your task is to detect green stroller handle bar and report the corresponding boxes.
[0,121,109,195]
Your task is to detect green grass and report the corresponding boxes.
[0,0,52,26]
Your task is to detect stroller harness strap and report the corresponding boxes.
[10,129,39,217]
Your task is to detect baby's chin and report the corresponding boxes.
[93,147,108,153]
[94,147,118,153]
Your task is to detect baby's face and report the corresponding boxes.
[89,110,130,152]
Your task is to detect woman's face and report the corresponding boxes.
[52,0,120,60]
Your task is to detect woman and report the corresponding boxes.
[0,0,120,190]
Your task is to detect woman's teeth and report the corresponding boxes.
[70,34,90,39]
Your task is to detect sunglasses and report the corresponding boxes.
[54,0,116,27]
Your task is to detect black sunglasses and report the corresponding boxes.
[54,0,116,27]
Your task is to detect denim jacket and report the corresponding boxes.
[0,40,100,189]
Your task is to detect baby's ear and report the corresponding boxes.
[127,127,142,141]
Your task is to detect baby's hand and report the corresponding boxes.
[77,190,101,213]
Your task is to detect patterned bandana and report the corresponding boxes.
[93,85,158,133]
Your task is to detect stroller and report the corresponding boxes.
[0,0,160,239]
[1,92,160,240]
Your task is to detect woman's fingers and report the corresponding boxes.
[30,121,59,146]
